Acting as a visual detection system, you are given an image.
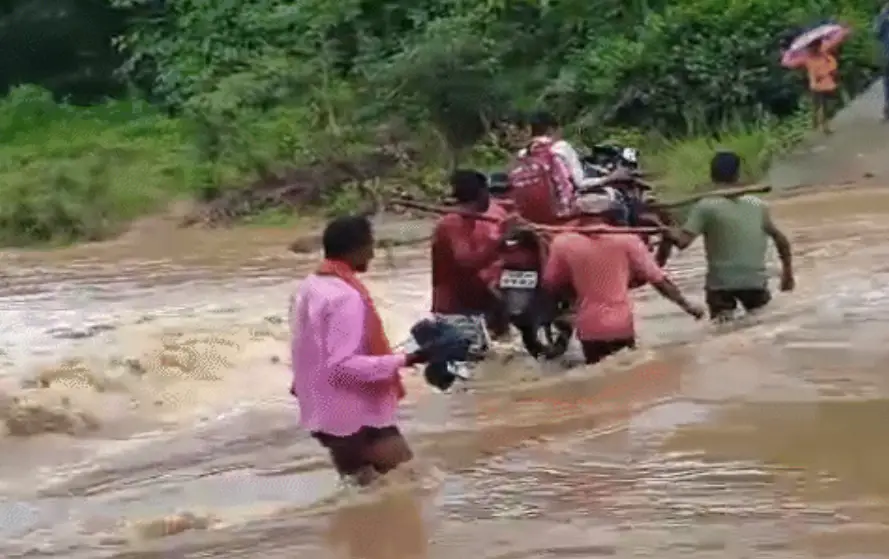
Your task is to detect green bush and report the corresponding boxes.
[0,0,882,245]
[0,85,197,245]
[646,110,812,195]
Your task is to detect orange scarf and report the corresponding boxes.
[316,258,406,399]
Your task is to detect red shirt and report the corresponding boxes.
[542,229,666,341]
[431,202,507,314]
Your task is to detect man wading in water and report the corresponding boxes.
[668,151,795,322]
[542,194,704,364]
[431,170,515,355]
[289,215,429,485]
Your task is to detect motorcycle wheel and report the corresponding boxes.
[517,320,573,360]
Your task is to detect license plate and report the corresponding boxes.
[499,270,538,289]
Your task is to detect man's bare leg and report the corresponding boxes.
[364,433,414,476]
[349,466,380,487]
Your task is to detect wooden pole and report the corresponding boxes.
[650,184,772,209]
[389,199,664,235]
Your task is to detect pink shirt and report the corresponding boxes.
[542,231,666,341]
[289,274,406,436]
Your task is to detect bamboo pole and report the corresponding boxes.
[650,184,772,209]
[389,198,664,235]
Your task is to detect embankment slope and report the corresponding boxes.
[768,81,889,190]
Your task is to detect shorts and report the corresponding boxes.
[580,338,636,365]
[812,90,834,111]
[705,288,771,319]
[312,425,402,476]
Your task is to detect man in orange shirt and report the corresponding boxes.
[782,27,850,133]
[431,170,513,356]
[541,195,703,364]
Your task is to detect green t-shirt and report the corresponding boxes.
[682,195,769,290]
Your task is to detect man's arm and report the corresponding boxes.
[325,291,407,384]
[551,140,587,189]
[763,207,794,286]
[437,217,501,271]
[542,237,571,292]
[626,236,702,318]
[551,140,630,189]
[650,277,703,318]
[670,201,708,250]
[780,49,808,69]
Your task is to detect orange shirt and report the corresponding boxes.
[804,52,838,92]
[542,229,666,341]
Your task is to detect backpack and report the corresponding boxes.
[507,139,575,224]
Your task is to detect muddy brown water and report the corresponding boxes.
[2,187,889,558]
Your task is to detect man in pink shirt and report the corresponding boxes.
[542,195,704,364]
[289,215,428,485]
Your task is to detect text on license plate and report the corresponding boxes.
[499,270,538,289]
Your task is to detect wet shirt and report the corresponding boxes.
[682,195,769,291]
[542,230,666,341]
[289,274,406,437]
[803,52,838,92]
[431,202,506,314]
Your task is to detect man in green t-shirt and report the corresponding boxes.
[668,151,794,321]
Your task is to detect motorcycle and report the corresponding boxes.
[488,171,511,197]
[579,145,675,267]
[584,143,640,173]
[497,226,574,360]
[493,142,673,359]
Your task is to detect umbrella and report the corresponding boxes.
[786,23,848,53]
[781,23,849,68]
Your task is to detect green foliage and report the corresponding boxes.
[365,15,510,168]
[0,0,883,245]
[647,109,812,194]
[0,0,129,101]
[113,0,880,145]
[0,85,196,245]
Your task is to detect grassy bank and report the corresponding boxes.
[0,86,812,247]
[0,86,199,245]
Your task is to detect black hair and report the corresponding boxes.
[322,215,373,259]
[529,110,559,136]
[450,169,489,203]
[710,151,741,184]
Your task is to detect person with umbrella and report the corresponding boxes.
[781,23,851,134]
[875,3,889,120]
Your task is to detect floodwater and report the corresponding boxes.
[2,187,889,558]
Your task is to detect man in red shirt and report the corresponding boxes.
[542,195,704,364]
[431,170,512,355]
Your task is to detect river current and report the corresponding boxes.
[2,187,889,558]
